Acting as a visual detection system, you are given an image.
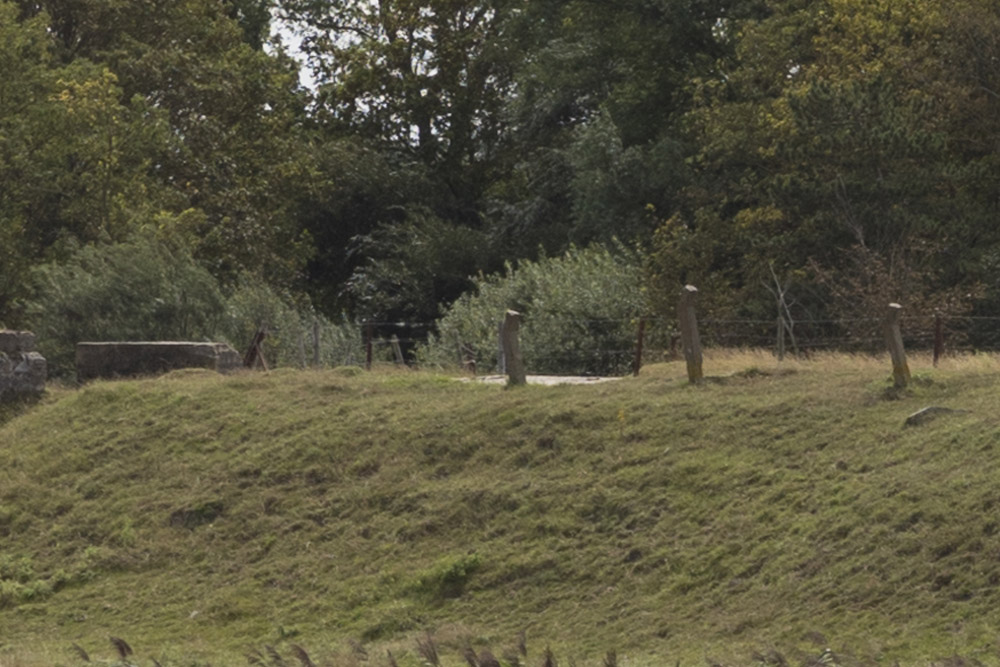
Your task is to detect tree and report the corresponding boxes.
[490,0,747,252]
[13,0,318,289]
[0,2,172,320]
[651,0,1000,323]
[279,0,517,219]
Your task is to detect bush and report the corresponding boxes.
[418,243,647,375]
[220,277,364,368]
[24,234,364,377]
[25,234,227,376]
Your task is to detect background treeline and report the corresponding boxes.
[2,0,999,374]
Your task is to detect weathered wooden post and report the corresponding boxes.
[933,310,944,368]
[883,303,910,389]
[677,285,703,383]
[632,318,646,377]
[776,315,786,361]
[500,310,526,386]
[313,319,321,368]
[497,320,506,374]
[390,335,405,365]
[365,321,373,371]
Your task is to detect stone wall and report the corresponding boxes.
[0,331,47,401]
[76,341,242,381]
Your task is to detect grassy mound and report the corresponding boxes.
[2,353,1000,666]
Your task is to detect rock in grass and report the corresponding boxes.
[904,406,969,427]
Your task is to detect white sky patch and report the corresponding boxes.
[266,16,318,90]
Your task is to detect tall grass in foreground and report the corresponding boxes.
[0,633,862,667]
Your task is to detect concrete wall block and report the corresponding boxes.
[76,341,243,381]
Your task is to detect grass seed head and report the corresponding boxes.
[290,644,316,667]
[264,644,287,667]
[416,634,440,666]
[108,636,132,660]
[70,643,90,663]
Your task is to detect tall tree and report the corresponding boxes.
[491,0,747,253]
[277,0,523,320]
[280,0,517,218]
[13,0,317,288]
[0,2,171,320]
[651,0,1000,319]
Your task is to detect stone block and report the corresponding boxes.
[0,330,46,401]
[0,330,35,354]
[76,342,242,381]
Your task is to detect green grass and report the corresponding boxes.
[2,352,1000,665]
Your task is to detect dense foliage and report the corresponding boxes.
[3,0,1000,367]
[419,244,646,375]
[25,231,362,376]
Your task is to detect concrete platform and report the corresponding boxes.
[76,341,241,381]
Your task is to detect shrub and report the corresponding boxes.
[24,233,364,377]
[418,243,647,375]
[25,234,226,376]
[219,277,364,368]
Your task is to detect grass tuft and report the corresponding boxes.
[70,643,90,663]
[108,636,132,660]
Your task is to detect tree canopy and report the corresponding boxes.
[3,0,1000,353]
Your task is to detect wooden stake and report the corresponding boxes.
[365,321,373,371]
[933,311,944,368]
[501,310,526,386]
[678,285,703,383]
[243,326,269,371]
[497,320,506,374]
[776,315,785,361]
[313,319,321,368]
[391,335,404,365]
[632,318,646,377]
[883,303,910,389]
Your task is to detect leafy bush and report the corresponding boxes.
[24,233,364,377]
[418,243,647,375]
[25,234,227,375]
[219,277,364,369]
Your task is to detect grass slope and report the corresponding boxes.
[2,352,1000,666]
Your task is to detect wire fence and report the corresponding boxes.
[251,309,1000,378]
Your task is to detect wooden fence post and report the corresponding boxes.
[632,318,646,377]
[501,310,526,386]
[883,303,910,389]
[776,315,785,361]
[497,320,506,374]
[678,285,703,383]
[313,319,321,368]
[243,326,269,371]
[390,335,405,365]
[933,310,944,368]
[365,321,373,371]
